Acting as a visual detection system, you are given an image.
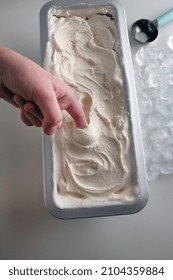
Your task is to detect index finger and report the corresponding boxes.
[33,82,63,135]
[52,79,87,128]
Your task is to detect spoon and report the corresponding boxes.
[131,8,173,44]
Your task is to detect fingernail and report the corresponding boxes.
[45,123,62,135]
[76,120,88,129]
[45,126,57,135]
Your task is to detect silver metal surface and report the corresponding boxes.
[131,18,158,44]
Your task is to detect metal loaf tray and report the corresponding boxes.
[40,0,149,219]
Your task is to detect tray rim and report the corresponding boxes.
[40,0,149,219]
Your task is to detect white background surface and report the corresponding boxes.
[0,0,173,259]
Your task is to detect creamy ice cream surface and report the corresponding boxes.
[44,7,138,208]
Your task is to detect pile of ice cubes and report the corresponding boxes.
[133,35,173,181]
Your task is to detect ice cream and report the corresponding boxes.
[44,8,137,208]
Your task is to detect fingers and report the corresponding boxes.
[24,102,43,122]
[36,80,87,134]
[14,93,62,134]
[23,102,42,127]
[60,94,87,128]
[13,94,25,107]
[13,79,87,135]
[13,95,42,128]
[33,84,63,135]
[53,79,87,129]
[0,84,19,108]
[20,110,33,126]
[22,110,42,127]
[0,47,87,135]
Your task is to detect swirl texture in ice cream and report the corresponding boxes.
[44,10,136,207]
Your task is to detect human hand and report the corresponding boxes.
[0,46,87,135]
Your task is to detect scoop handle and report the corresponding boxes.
[157,8,173,27]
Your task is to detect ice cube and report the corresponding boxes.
[133,39,173,181]
[137,94,153,114]
[167,35,173,51]
[135,46,162,66]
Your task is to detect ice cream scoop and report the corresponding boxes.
[131,8,173,44]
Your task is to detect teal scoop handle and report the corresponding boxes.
[157,8,173,27]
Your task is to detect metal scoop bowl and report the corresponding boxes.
[131,8,173,44]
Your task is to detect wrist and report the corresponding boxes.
[0,46,9,78]
[0,45,10,59]
[0,46,23,84]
